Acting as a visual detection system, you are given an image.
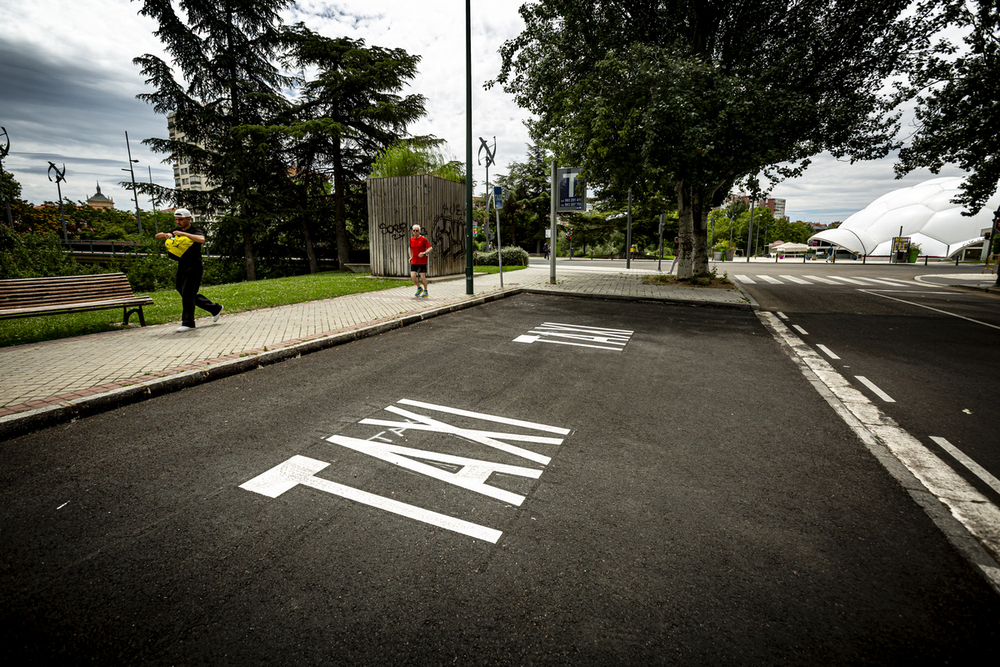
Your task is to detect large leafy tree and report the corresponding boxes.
[896,0,1000,215]
[279,26,427,271]
[493,1,938,278]
[494,144,552,252]
[132,0,293,280]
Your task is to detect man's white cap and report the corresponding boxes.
[174,208,192,218]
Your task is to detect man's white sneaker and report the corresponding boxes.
[176,325,195,332]
[213,305,223,322]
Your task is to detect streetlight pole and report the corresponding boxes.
[124,131,142,235]
[147,165,159,234]
[464,0,474,295]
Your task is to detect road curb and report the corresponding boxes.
[0,289,520,442]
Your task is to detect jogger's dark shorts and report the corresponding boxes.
[410,263,427,274]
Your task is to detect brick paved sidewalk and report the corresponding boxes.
[0,264,752,438]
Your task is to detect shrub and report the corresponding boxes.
[0,229,89,279]
[474,246,530,266]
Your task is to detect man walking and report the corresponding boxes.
[155,209,223,332]
[409,224,432,297]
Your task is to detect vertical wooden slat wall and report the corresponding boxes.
[366,175,467,277]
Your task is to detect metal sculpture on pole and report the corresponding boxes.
[47,161,68,242]
[0,126,13,229]
[478,136,496,248]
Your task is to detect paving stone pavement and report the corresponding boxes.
[0,264,752,438]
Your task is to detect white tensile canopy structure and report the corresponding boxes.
[769,242,810,255]
[809,177,1000,257]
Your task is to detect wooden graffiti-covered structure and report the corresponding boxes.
[366,175,467,277]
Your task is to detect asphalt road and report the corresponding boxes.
[733,263,1000,503]
[2,294,998,665]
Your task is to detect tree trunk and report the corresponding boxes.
[243,226,257,281]
[300,183,318,273]
[332,136,350,270]
[675,181,711,278]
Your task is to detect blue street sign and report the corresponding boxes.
[494,185,503,209]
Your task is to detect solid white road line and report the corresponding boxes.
[398,399,571,435]
[930,437,1000,496]
[855,375,895,402]
[240,455,503,543]
[860,290,1000,331]
[756,311,1000,593]
[816,344,840,360]
[855,277,910,286]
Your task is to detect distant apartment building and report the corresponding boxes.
[728,195,787,220]
[166,113,213,222]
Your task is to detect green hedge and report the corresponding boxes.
[473,246,530,267]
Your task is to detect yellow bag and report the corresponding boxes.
[165,234,194,259]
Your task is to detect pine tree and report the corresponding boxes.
[133,0,293,280]
[280,25,427,270]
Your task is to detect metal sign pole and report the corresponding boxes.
[549,159,557,284]
[626,188,632,269]
[658,213,665,272]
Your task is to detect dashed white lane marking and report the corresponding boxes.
[816,344,840,360]
[735,275,756,284]
[757,311,1000,594]
[860,290,1000,331]
[792,324,809,335]
[855,375,895,402]
[930,437,1000,496]
[802,275,839,284]
[779,275,812,284]
[776,312,789,320]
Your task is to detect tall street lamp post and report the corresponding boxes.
[464,0,474,294]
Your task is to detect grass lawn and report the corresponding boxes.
[0,266,527,348]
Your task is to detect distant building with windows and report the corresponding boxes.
[166,112,213,222]
[729,195,787,220]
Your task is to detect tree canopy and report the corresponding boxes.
[896,0,1000,215]
[492,0,939,277]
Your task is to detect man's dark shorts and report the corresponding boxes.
[410,263,427,274]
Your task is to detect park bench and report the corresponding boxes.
[0,273,154,326]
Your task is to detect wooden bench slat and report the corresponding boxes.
[0,273,154,326]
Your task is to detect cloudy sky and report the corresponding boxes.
[1,0,967,224]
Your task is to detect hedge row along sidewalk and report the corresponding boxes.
[0,265,755,440]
